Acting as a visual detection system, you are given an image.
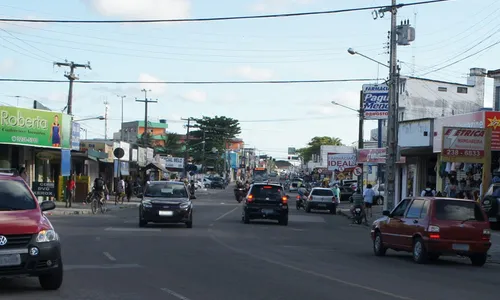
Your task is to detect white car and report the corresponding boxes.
[202,178,212,188]
[305,187,338,214]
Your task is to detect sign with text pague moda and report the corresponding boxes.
[0,106,71,149]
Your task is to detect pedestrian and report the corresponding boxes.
[331,183,340,202]
[115,176,126,205]
[421,182,436,197]
[18,166,28,182]
[125,177,133,202]
[363,184,375,219]
[66,173,76,208]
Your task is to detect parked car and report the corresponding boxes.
[480,182,500,226]
[372,183,385,206]
[339,186,354,202]
[371,197,491,266]
[0,172,63,290]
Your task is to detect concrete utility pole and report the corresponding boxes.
[104,100,109,139]
[117,95,126,141]
[181,117,195,177]
[135,89,157,146]
[54,61,91,115]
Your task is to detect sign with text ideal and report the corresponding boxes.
[327,153,356,172]
[362,84,389,120]
[441,127,486,161]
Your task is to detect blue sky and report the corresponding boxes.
[0,0,496,159]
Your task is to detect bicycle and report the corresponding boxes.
[90,192,107,214]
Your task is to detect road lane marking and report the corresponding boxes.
[215,206,239,221]
[161,287,192,300]
[95,237,101,241]
[290,228,305,231]
[105,227,161,232]
[103,252,116,261]
[209,229,412,300]
[64,264,141,271]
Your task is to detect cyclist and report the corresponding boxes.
[93,175,108,203]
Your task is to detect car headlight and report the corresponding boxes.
[36,230,59,243]
[180,202,190,209]
[142,200,152,208]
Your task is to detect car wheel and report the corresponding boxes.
[186,213,193,228]
[470,253,488,267]
[243,212,250,224]
[39,259,63,290]
[279,216,288,226]
[412,237,428,264]
[376,197,384,206]
[373,231,387,256]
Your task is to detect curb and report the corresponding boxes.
[46,204,137,216]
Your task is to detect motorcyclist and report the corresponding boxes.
[189,180,196,196]
[93,175,108,203]
[350,188,367,223]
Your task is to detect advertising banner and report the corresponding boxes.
[0,106,71,149]
[433,111,484,153]
[441,127,486,161]
[163,156,184,169]
[61,149,71,176]
[362,84,389,120]
[327,153,356,172]
[358,148,386,164]
[485,111,500,150]
[71,122,81,151]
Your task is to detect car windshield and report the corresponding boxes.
[0,180,37,210]
[252,185,282,199]
[311,189,334,196]
[144,183,188,198]
[434,200,485,221]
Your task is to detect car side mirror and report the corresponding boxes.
[382,210,391,217]
[189,195,197,200]
[40,201,56,212]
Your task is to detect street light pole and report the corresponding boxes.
[117,95,126,141]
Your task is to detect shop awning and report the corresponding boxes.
[145,162,168,173]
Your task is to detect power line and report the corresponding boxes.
[0,78,382,84]
[0,1,449,24]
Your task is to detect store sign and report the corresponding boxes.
[0,106,71,149]
[362,84,389,120]
[327,153,356,171]
[31,182,56,197]
[485,111,500,150]
[441,127,486,160]
[71,122,81,151]
[433,111,484,153]
[163,156,184,169]
[358,148,386,164]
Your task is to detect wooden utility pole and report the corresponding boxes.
[54,61,91,115]
[135,89,157,146]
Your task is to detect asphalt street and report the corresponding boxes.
[1,185,500,300]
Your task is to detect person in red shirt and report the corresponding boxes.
[66,173,76,208]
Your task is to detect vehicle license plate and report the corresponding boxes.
[262,209,274,214]
[0,254,21,267]
[489,217,497,222]
[355,208,361,212]
[452,244,469,251]
[159,211,173,216]
[318,204,326,207]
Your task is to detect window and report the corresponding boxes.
[406,199,425,218]
[457,87,468,94]
[251,185,283,199]
[434,200,485,221]
[391,199,411,217]
[0,180,37,210]
[438,87,447,92]
[311,189,334,196]
[420,200,429,218]
[144,183,188,198]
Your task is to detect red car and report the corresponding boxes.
[371,197,491,266]
[0,172,63,289]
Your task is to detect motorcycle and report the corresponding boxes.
[295,189,309,210]
[234,186,246,203]
[352,204,364,224]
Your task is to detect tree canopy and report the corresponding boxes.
[297,136,344,162]
[188,116,241,172]
[158,132,184,156]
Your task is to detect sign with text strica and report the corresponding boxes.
[441,127,490,162]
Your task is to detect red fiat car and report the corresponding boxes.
[0,172,63,289]
[371,197,491,266]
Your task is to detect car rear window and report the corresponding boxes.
[251,185,282,199]
[434,200,485,221]
[311,189,334,196]
[0,180,37,210]
[144,183,188,198]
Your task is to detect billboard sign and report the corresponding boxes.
[71,122,81,151]
[327,153,356,172]
[287,147,296,155]
[433,111,484,152]
[441,127,486,161]
[362,84,389,120]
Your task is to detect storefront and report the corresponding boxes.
[80,140,115,191]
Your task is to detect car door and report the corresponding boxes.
[380,198,412,247]
[400,199,428,250]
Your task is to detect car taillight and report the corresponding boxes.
[332,196,336,203]
[282,196,288,204]
[427,225,440,239]
[309,196,313,201]
[247,195,253,203]
[296,195,300,200]
[482,228,491,240]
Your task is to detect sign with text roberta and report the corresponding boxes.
[0,106,71,149]
[327,153,356,172]
[441,127,487,162]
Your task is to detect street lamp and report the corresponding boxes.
[117,95,126,141]
[73,116,105,122]
[347,48,389,68]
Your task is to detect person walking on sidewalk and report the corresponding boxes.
[331,184,340,202]
[363,184,375,219]
[66,173,76,208]
[125,177,133,202]
[115,176,126,205]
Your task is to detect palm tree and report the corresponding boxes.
[160,132,183,156]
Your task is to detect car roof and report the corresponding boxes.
[0,173,22,181]
[252,183,281,187]
[311,187,333,191]
[417,197,478,203]
[149,181,184,185]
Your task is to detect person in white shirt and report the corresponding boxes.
[115,176,126,205]
[421,182,436,197]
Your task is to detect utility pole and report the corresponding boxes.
[117,95,126,141]
[358,90,364,193]
[181,117,195,177]
[104,100,109,139]
[135,89,157,146]
[54,60,91,115]
[202,130,206,173]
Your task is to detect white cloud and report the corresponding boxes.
[251,0,315,12]
[0,59,15,74]
[138,73,166,95]
[87,0,191,19]
[181,90,207,103]
[230,66,274,80]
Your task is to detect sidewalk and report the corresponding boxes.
[47,199,140,216]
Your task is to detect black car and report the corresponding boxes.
[139,181,194,228]
[242,183,289,226]
[210,177,226,189]
[481,183,500,226]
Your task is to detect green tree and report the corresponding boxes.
[188,116,241,172]
[137,132,153,148]
[297,136,344,162]
[159,132,183,156]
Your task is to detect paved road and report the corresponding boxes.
[2,186,500,300]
